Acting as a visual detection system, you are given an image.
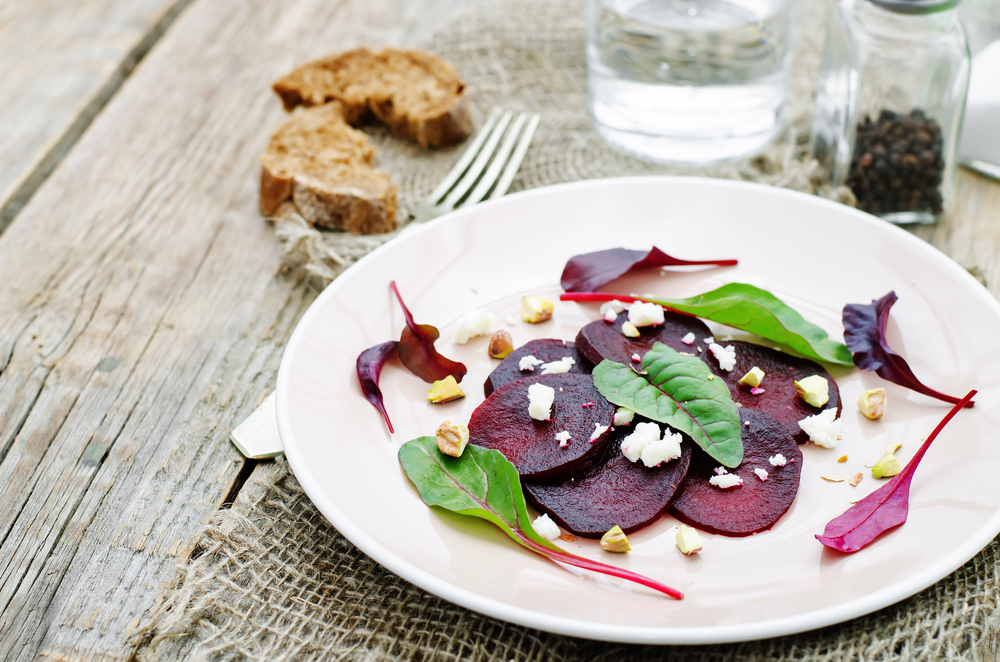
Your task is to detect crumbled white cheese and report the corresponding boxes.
[555,430,572,448]
[541,356,575,375]
[519,356,543,372]
[589,423,609,442]
[703,336,715,344]
[631,353,641,362]
[599,299,625,315]
[709,343,737,371]
[754,467,769,481]
[533,513,561,540]
[453,309,495,344]
[798,408,841,449]
[768,453,787,467]
[709,473,744,489]
[505,313,519,326]
[628,301,665,327]
[527,383,555,421]
[621,422,661,463]
[613,407,635,426]
[639,428,683,467]
[714,466,728,476]
[603,309,617,323]
[681,332,695,345]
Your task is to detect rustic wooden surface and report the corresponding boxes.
[0,0,996,660]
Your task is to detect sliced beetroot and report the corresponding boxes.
[468,373,614,481]
[669,408,802,537]
[484,339,593,397]
[524,424,692,537]
[575,311,712,367]
[703,341,842,444]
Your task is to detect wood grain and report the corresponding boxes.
[0,0,196,235]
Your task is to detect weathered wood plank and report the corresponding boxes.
[0,0,486,658]
[0,0,193,235]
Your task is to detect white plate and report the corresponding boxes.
[276,177,1000,644]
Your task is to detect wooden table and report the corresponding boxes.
[0,1,996,659]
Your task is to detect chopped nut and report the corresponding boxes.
[858,388,887,420]
[488,329,514,359]
[739,366,765,388]
[849,472,863,487]
[675,525,703,555]
[600,525,630,553]
[794,375,830,407]
[427,375,465,403]
[521,296,553,323]
[872,450,902,478]
[559,533,577,542]
[837,455,848,463]
[621,321,640,338]
[821,473,845,482]
[435,420,470,457]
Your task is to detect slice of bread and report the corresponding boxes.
[272,47,472,148]
[260,102,397,235]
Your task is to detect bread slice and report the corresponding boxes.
[272,47,472,148]
[260,102,397,235]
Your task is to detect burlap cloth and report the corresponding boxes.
[132,1,1000,659]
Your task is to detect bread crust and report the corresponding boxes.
[272,47,471,147]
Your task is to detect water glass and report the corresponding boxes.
[587,0,794,165]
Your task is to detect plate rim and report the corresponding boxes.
[276,175,1000,645]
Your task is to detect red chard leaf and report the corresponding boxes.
[561,247,737,293]
[357,340,399,433]
[391,281,467,384]
[816,390,976,553]
[843,292,972,407]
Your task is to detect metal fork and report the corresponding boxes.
[410,108,540,225]
[230,108,539,460]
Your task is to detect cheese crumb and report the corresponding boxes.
[639,428,683,467]
[555,431,572,448]
[533,514,561,540]
[541,356,575,375]
[769,453,787,467]
[453,309,495,344]
[714,466,728,476]
[621,321,640,337]
[603,309,617,323]
[754,467,769,481]
[681,332,695,345]
[599,299,625,315]
[613,407,634,426]
[527,383,555,420]
[621,422,661,463]
[709,343,737,371]
[505,313,519,326]
[589,423,609,442]
[709,473,743,489]
[703,336,714,344]
[519,356,543,372]
[798,408,841,448]
[631,353,641,362]
[628,301,665,327]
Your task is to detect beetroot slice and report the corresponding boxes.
[468,373,615,481]
[668,409,802,537]
[484,339,592,397]
[524,423,692,537]
[575,311,712,367]
[703,341,842,444]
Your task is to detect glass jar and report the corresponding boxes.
[811,0,970,224]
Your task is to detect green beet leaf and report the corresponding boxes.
[560,283,853,366]
[592,343,743,467]
[398,436,683,599]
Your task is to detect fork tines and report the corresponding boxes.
[414,108,539,223]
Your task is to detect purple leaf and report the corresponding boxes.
[357,340,399,433]
[816,390,976,553]
[560,247,737,293]
[843,292,972,407]
[391,281,467,384]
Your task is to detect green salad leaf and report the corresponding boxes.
[592,343,743,467]
[398,436,683,599]
[561,283,854,366]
